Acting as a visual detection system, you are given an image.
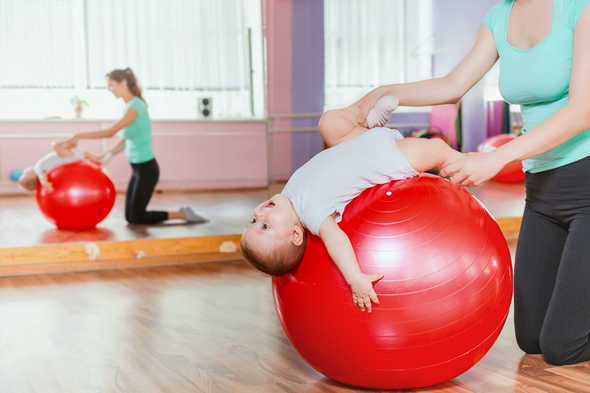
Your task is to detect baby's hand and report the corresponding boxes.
[44,181,54,193]
[349,273,384,313]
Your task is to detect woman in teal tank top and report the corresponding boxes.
[65,68,204,225]
[355,0,590,366]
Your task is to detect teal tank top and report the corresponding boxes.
[483,0,590,173]
[117,96,155,164]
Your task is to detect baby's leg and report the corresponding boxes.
[396,138,464,173]
[319,107,369,148]
[52,141,75,157]
[320,96,400,148]
[366,96,399,128]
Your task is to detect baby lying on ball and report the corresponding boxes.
[18,140,122,192]
[241,97,465,312]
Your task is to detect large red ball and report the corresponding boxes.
[272,175,513,389]
[477,134,524,183]
[36,161,116,229]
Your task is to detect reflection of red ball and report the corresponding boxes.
[477,135,524,183]
[273,175,512,390]
[36,161,115,229]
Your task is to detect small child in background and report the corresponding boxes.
[18,140,116,192]
[241,96,465,313]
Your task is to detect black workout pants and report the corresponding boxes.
[514,154,590,365]
[125,159,168,225]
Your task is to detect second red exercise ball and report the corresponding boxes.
[36,161,116,229]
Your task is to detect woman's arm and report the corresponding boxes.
[84,140,125,166]
[353,25,499,124]
[97,139,126,166]
[103,139,126,157]
[441,8,590,186]
[67,108,139,145]
[318,215,383,313]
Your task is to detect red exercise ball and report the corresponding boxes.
[36,160,116,229]
[273,175,513,389]
[477,134,524,183]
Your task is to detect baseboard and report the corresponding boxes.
[0,234,243,277]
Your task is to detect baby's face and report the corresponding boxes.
[18,167,39,191]
[242,194,299,254]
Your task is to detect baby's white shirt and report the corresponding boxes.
[33,148,85,176]
[281,127,419,236]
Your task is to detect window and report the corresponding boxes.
[324,0,434,111]
[0,0,264,120]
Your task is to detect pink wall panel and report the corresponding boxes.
[0,120,268,194]
[265,0,292,115]
[265,0,293,181]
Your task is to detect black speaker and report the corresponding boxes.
[198,97,212,118]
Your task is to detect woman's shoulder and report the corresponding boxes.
[128,96,147,112]
[563,0,590,31]
[483,0,512,31]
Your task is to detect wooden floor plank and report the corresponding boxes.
[545,367,590,390]
[2,259,589,393]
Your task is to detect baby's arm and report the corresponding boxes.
[396,138,465,173]
[318,215,384,313]
[38,170,54,193]
[83,139,125,166]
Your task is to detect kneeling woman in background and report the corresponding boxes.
[66,68,205,225]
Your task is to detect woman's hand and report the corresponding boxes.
[351,86,389,125]
[440,152,506,187]
[349,272,384,313]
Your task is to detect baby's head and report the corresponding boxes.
[241,194,307,276]
[18,167,39,191]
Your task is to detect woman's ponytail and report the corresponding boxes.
[106,68,147,106]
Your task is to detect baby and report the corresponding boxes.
[241,96,465,313]
[18,140,116,192]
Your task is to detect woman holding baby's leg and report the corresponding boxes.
[64,68,205,225]
[353,1,590,365]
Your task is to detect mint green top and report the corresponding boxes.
[117,96,154,164]
[483,0,590,173]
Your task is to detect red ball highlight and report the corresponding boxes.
[272,175,513,389]
[36,161,116,229]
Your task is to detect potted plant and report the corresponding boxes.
[70,96,89,118]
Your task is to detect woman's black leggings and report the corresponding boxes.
[125,159,168,225]
[514,154,590,365]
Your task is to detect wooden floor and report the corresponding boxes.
[2,248,589,393]
[0,181,525,249]
[0,189,269,248]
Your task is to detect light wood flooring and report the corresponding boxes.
[2,245,590,393]
[0,189,269,248]
[0,181,525,249]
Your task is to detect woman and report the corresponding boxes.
[66,68,205,225]
[354,0,590,365]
